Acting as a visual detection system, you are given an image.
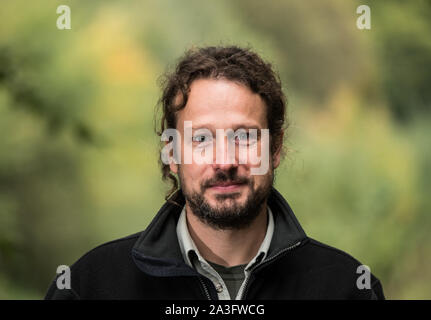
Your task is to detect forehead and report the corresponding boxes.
[176,78,267,129]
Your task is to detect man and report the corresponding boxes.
[45,46,385,300]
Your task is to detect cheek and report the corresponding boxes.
[251,167,273,186]
[240,141,269,167]
[180,164,206,186]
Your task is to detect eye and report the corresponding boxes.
[236,132,248,141]
[234,131,258,145]
[192,134,212,143]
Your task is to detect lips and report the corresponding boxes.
[208,182,245,192]
[210,182,242,187]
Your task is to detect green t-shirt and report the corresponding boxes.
[207,261,247,299]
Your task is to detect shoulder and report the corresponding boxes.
[66,231,143,281]
[274,237,385,299]
[302,238,366,267]
[294,237,376,278]
[45,232,143,300]
[72,232,141,267]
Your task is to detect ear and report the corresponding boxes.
[165,140,179,174]
[170,162,178,174]
[272,130,284,169]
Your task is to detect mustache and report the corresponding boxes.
[202,170,250,189]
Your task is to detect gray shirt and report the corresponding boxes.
[176,205,274,300]
[207,260,247,299]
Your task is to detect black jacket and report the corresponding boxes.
[45,188,385,300]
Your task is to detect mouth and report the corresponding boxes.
[207,182,246,193]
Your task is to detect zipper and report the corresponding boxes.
[240,240,302,300]
[198,276,212,300]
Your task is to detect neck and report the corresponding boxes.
[185,202,268,267]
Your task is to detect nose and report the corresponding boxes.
[211,135,238,171]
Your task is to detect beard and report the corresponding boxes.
[179,166,274,230]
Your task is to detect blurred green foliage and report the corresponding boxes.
[0,0,430,299]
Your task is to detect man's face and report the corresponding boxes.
[170,78,282,230]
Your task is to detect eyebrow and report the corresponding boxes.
[191,124,263,131]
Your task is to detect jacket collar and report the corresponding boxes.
[131,187,307,277]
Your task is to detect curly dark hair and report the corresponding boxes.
[155,45,288,202]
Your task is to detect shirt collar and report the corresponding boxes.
[176,205,275,270]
